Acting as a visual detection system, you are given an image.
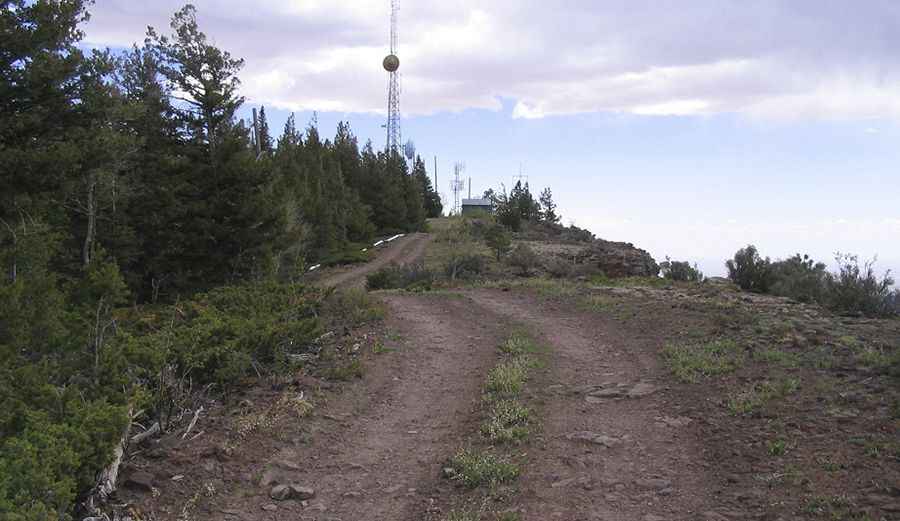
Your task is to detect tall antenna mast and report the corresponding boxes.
[383,0,401,153]
[451,162,466,215]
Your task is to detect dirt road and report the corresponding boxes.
[315,233,432,290]
[123,238,746,521]
[465,289,726,521]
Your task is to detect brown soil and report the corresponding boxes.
[464,288,724,521]
[115,235,899,521]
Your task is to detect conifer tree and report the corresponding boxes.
[539,187,560,224]
[257,105,273,153]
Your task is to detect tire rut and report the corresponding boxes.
[317,233,432,290]
[466,288,717,521]
[213,293,507,520]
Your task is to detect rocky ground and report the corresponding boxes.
[114,229,899,521]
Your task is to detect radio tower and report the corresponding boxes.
[383,0,401,153]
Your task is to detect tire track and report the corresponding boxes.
[465,288,718,521]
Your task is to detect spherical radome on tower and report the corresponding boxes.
[383,54,400,72]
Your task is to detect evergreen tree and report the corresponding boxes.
[412,156,442,218]
[539,187,560,224]
[257,105,273,153]
[148,5,244,154]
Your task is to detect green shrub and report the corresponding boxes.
[321,287,384,328]
[660,256,704,282]
[444,253,486,280]
[366,263,433,290]
[824,254,896,318]
[484,223,512,261]
[769,254,828,303]
[545,256,573,278]
[726,245,773,293]
[508,244,539,276]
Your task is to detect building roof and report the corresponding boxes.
[461,198,492,206]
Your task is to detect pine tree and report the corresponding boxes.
[412,156,442,218]
[539,187,560,224]
[257,105,273,153]
[148,5,244,154]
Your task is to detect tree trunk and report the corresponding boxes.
[82,174,97,268]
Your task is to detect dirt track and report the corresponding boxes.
[316,233,432,290]
[121,237,755,520]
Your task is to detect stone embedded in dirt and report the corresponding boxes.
[634,477,672,490]
[566,431,621,447]
[270,484,292,500]
[551,476,579,488]
[626,382,658,398]
[259,468,284,487]
[272,457,302,471]
[261,503,278,512]
[123,471,155,492]
[586,387,626,400]
[656,416,693,428]
[288,484,316,500]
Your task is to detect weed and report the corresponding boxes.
[497,513,521,521]
[324,359,364,381]
[322,288,385,328]
[447,448,520,488]
[366,262,434,291]
[498,333,538,356]
[662,339,744,383]
[485,358,532,397]
[578,294,611,312]
[481,400,531,444]
[726,378,800,416]
[768,439,788,456]
[753,347,800,367]
[444,511,478,521]
[372,341,395,355]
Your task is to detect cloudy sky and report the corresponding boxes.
[82,0,900,277]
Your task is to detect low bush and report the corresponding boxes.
[824,254,896,318]
[725,247,897,319]
[366,263,434,290]
[726,245,773,293]
[508,243,539,276]
[444,253,486,281]
[660,257,704,282]
[545,256,573,278]
[768,254,828,303]
[484,223,512,261]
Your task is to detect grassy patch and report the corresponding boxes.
[324,359,364,381]
[485,358,532,397]
[372,340,395,354]
[662,339,745,383]
[321,288,385,328]
[447,448,520,488]
[444,511,479,521]
[481,400,531,444]
[753,347,800,367]
[498,332,539,356]
[725,378,801,416]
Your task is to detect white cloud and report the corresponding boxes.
[83,1,900,120]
